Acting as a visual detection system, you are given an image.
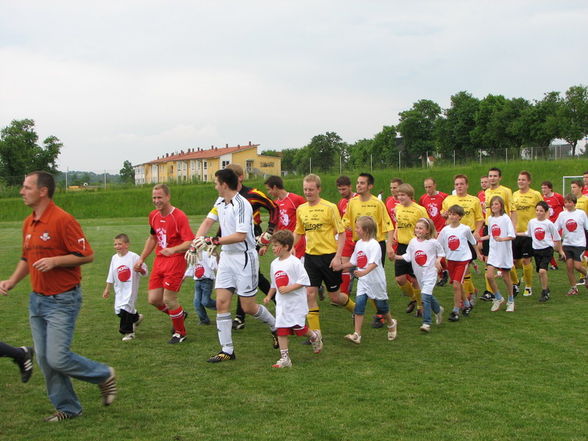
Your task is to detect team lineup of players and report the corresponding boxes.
[124,166,588,366]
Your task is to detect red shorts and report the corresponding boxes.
[149,255,187,292]
[342,231,356,258]
[276,325,308,337]
[447,260,469,284]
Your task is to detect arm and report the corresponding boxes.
[196,217,216,237]
[32,252,94,272]
[263,287,277,304]
[278,283,305,294]
[354,262,378,278]
[330,232,346,269]
[134,235,156,271]
[0,260,30,295]
[102,282,113,299]
[386,229,395,260]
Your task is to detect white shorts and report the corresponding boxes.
[215,250,259,297]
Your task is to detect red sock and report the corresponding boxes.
[549,257,558,268]
[156,304,169,314]
[340,271,351,295]
[169,307,186,336]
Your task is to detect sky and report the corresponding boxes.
[1,0,586,173]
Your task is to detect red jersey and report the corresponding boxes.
[543,192,565,223]
[276,192,306,231]
[385,196,400,227]
[149,207,194,257]
[22,201,94,295]
[583,185,588,196]
[338,195,356,254]
[418,192,448,232]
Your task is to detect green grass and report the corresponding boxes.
[1,216,587,441]
[0,158,584,221]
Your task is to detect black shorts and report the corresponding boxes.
[394,243,415,277]
[563,245,584,262]
[481,225,489,257]
[304,253,342,291]
[513,236,534,259]
[533,247,553,272]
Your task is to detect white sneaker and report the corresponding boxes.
[387,319,398,341]
[420,323,431,333]
[310,330,323,354]
[523,287,532,297]
[344,332,361,344]
[133,314,144,332]
[491,298,505,312]
[435,306,444,325]
[506,301,515,312]
[272,357,292,368]
[122,333,135,341]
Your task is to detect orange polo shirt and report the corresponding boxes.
[22,201,93,295]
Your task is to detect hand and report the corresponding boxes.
[278,285,291,294]
[133,259,144,272]
[353,270,364,278]
[256,232,272,247]
[259,246,268,257]
[193,236,220,251]
[0,280,13,295]
[102,290,110,299]
[160,248,174,256]
[32,257,57,272]
[263,295,271,305]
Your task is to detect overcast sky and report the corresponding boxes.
[1,1,586,173]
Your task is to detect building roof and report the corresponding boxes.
[146,143,259,165]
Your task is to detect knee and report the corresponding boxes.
[46,350,71,372]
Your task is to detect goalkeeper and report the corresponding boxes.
[188,168,277,363]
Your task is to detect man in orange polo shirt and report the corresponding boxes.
[0,171,116,422]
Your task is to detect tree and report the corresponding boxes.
[300,132,347,173]
[435,91,480,157]
[397,99,441,165]
[559,85,588,156]
[119,160,135,184]
[0,119,62,186]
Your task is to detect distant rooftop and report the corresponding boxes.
[147,142,259,164]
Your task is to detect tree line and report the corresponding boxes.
[267,85,588,174]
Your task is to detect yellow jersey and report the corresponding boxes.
[576,195,588,215]
[342,195,394,242]
[513,189,543,232]
[442,194,483,231]
[485,185,514,222]
[395,202,429,245]
[295,198,345,255]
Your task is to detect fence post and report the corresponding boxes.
[505,148,508,163]
[453,150,455,166]
[370,154,373,172]
[398,151,401,170]
[479,149,482,164]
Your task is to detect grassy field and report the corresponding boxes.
[0,158,585,221]
[1,215,587,441]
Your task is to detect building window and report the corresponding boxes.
[246,160,254,173]
[204,161,208,170]
[221,160,230,169]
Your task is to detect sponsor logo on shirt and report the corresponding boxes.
[448,235,460,251]
[415,250,427,266]
[117,265,131,282]
[566,219,578,232]
[275,270,289,288]
[534,227,545,241]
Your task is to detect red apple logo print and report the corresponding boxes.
[117,265,131,282]
[534,227,545,241]
[275,270,289,288]
[194,264,205,279]
[491,224,501,237]
[566,219,578,232]
[415,250,427,266]
[357,251,368,268]
[448,235,460,251]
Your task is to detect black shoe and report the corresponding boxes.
[437,270,449,287]
[480,291,494,302]
[406,300,417,314]
[513,283,521,298]
[462,305,473,316]
[168,333,187,344]
[271,331,279,349]
[415,308,423,318]
[207,351,236,363]
[448,311,460,322]
[371,314,385,328]
[232,317,245,330]
[198,319,211,325]
[15,346,34,383]
[171,311,188,335]
[539,290,550,303]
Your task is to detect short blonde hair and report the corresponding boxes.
[356,216,377,240]
[416,217,437,239]
[303,174,321,188]
[153,183,170,195]
[397,183,414,199]
[226,163,244,177]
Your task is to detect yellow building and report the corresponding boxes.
[133,142,281,184]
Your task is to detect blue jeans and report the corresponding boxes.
[422,293,441,325]
[354,294,389,315]
[193,278,216,322]
[29,287,110,415]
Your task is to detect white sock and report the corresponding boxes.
[253,304,276,330]
[216,313,233,354]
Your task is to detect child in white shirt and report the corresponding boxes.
[339,216,398,344]
[185,251,218,325]
[102,234,147,341]
[438,205,479,322]
[263,230,322,368]
[480,196,516,312]
[555,194,588,295]
[394,218,445,333]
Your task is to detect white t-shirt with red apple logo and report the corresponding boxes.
[402,238,445,294]
[487,214,515,269]
[438,223,476,262]
[106,251,148,315]
[270,255,311,328]
[526,218,561,250]
[350,238,387,300]
[555,209,588,247]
